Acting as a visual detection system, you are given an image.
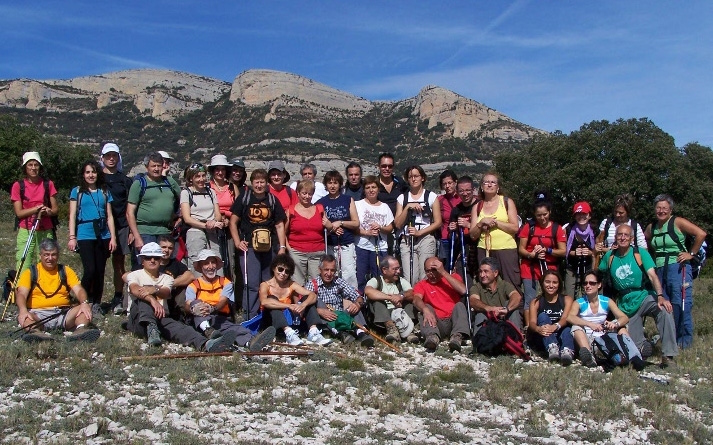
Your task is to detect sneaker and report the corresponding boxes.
[307,329,333,346]
[579,348,598,368]
[547,343,560,362]
[110,294,125,315]
[248,326,276,352]
[651,334,661,345]
[560,347,574,366]
[356,332,374,348]
[424,334,440,351]
[406,333,421,344]
[146,323,162,347]
[67,327,101,343]
[22,329,54,343]
[285,329,305,346]
[660,356,678,370]
[339,331,356,344]
[91,303,105,319]
[385,324,401,344]
[448,333,463,352]
[640,340,653,359]
[205,330,238,352]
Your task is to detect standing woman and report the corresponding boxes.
[437,170,460,268]
[645,194,706,349]
[394,165,442,284]
[180,164,224,276]
[355,176,395,292]
[528,270,574,365]
[285,180,327,285]
[317,171,360,288]
[596,193,647,252]
[67,160,117,314]
[469,172,520,289]
[208,154,238,280]
[11,152,59,274]
[563,202,597,297]
[517,193,567,324]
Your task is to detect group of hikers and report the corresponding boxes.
[6,145,707,371]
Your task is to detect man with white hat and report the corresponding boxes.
[157,150,174,177]
[10,151,59,274]
[184,249,275,351]
[100,142,134,313]
[125,243,237,351]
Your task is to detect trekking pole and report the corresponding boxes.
[354,323,403,354]
[336,236,342,278]
[243,249,250,319]
[119,350,314,361]
[459,227,473,332]
[2,215,41,321]
[449,230,456,273]
[8,307,71,338]
[408,209,414,284]
[681,266,686,314]
[322,211,328,256]
[219,229,233,281]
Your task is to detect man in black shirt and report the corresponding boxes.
[448,176,479,283]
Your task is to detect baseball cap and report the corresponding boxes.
[157,151,174,161]
[572,201,592,214]
[101,143,120,156]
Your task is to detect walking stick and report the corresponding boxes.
[2,215,41,321]
[408,209,414,284]
[8,307,70,338]
[322,211,328,256]
[485,227,492,258]
[459,227,472,332]
[681,266,686,314]
[354,323,403,354]
[449,230,456,273]
[218,229,233,281]
[336,236,342,278]
[243,249,250,318]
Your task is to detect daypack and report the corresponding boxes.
[374,275,403,294]
[400,190,433,223]
[185,187,215,208]
[134,173,179,212]
[471,311,530,360]
[29,264,70,299]
[16,179,60,232]
[2,270,16,301]
[592,332,645,372]
[651,216,707,279]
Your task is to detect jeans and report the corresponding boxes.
[657,263,693,349]
[356,246,386,293]
[536,312,574,351]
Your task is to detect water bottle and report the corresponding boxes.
[294,301,302,326]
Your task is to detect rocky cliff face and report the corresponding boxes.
[0,70,230,120]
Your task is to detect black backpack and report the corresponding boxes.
[400,190,433,224]
[29,264,70,299]
[471,311,530,360]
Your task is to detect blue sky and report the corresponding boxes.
[2,1,712,146]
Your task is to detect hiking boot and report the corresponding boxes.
[204,327,221,339]
[448,333,463,352]
[67,327,101,342]
[339,331,356,344]
[91,303,105,320]
[307,328,333,346]
[640,340,653,359]
[356,332,374,348]
[406,333,420,344]
[579,348,598,368]
[285,329,304,346]
[110,294,125,315]
[22,329,54,343]
[248,326,276,352]
[424,334,440,351]
[547,343,560,362]
[146,323,162,347]
[560,347,574,366]
[385,324,401,344]
[205,330,238,352]
[660,356,678,370]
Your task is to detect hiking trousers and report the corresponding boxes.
[128,298,206,349]
[418,302,470,339]
[627,294,678,357]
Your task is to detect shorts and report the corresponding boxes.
[114,226,131,256]
[30,308,68,331]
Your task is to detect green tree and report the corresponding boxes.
[494,118,713,232]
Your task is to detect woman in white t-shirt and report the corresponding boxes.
[394,165,441,284]
[355,176,394,292]
[180,164,224,275]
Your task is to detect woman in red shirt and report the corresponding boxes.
[285,180,328,285]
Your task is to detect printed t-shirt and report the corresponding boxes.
[598,248,656,317]
[10,178,58,231]
[70,187,113,240]
[18,263,80,309]
[413,272,464,318]
[355,200,393,252]
[229,192,287,246]
[318,194,356,246]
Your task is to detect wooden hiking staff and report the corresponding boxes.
[484,228,492,258]
[593,230,606,270]
[119,350,313,362]
[355,323,403,354]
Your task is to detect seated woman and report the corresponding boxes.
[258,254,332,346]
[528,270,575,365]
[567,269,629,368]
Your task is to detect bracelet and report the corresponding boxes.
[280,245,286,249]
[554,322,561,330]
[69,235,76,239]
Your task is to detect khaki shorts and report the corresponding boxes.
[30,308,68,331]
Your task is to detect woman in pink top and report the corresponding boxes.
[285,180,328,285]
[208,154,239,280]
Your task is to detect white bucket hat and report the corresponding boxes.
[137,242,163,258]
[192,249,224,271]
[22,151,42,166]
[209,154,232,168]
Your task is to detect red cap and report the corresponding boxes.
[572,201,591,214]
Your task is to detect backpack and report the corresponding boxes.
[185,187,215,208]
[471,311,530,360]
[29,264,70,299]
[592,332,645,372]
[134,173,179,212]
[76,188,109,239]
[16,179,60,232]
[374,275,403,294]
[3,270,16,302]
[651,216,707,279]
[602,218,640,247]
[474,195,510,218]
[400,190,433,223]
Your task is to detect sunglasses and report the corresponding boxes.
[583,280,599,286]
[380,164,394,169]
[276,266,292,274]
[190,163,206,172]
[143,256,162,261]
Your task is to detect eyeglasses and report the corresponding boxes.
[583,280,599,286]
[457,189,473,194]
[482,180,497,185]
[143,256,161,261]
[380,164,394,169]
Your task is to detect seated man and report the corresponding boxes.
[469,257,523,335]
[125,242,237,351]
[305,254,374,347]
[412,257,469,352]
[364,255,417,343]
[599,224,678,368]
[184,249,275,351]
[157,235,195,319]
[15,239,100,342]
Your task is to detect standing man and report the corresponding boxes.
[306,254,373,346]
[364,255,416,343]
[100,143,134,313]
[469,257,523,336]
[376,153,408,256]
[229,169,287,319]
[291,162,328,203]
[599,224,678,368]
[448,176,479,281]
[412,257,470,352]
[126,152,181,269]
[342,162,364,202]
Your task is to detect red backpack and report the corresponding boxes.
[471,311,530,360]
